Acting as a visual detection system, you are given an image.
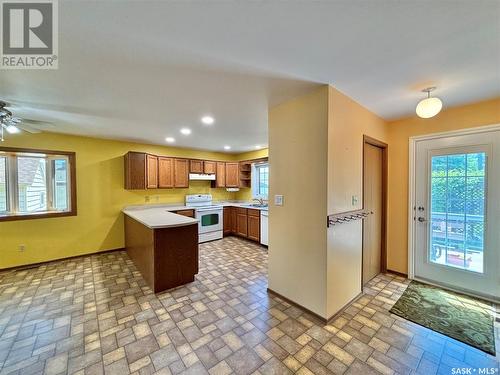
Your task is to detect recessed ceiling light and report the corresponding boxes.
[223,145,231,150]
[180,128,191,135]
[255,145,262,149]
[201,116,215,125]
[165,137,175,143]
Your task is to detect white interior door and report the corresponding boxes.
[413,129,500,300]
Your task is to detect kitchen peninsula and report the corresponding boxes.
[123,206,199,293]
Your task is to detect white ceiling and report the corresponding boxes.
[1,0,499,152]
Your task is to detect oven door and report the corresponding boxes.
[196,208,223,234]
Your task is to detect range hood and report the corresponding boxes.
[189,173,216,181]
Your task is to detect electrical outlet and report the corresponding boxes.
[18,244,25,252]
[145,196,150,203]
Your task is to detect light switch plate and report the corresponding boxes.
[352,195,359,206]
[274,195,284,206]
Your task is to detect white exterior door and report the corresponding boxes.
[413,128,500,300]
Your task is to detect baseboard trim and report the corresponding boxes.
[325,292,364,323]
[267,288,364,325]
[0,248,125,273]
[386,269,408,278]
[267,288,329,324]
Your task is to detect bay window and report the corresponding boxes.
[0,148,76,221]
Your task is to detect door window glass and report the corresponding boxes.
[429,152,486,273]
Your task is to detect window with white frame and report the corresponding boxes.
[0,148,76,220]
[252,162,269,199]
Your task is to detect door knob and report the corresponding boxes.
[418,217,426,222]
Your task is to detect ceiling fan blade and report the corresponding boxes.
[16,123,42,134]
[20,118,54,125]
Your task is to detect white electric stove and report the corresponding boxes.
[185,194,223,243]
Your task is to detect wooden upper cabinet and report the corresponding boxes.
[225,162,239,187]
[215,162,226,188]
[158,157,174,188]
[146,154,158,189]
[190,160,203,174]
[174,158,189,188]
[125,152,147,189]
[204,161,216,174]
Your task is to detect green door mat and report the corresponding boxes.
[389,280,496,355]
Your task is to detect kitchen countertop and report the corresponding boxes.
[123,200,268,229]
[122,206,198,229]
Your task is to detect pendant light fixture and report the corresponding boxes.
[416,87,443,118]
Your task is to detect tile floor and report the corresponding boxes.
[0,237,498,375]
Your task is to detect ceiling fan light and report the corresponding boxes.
[416,97,442,118]
[5,125,20,134]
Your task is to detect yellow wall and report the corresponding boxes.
[387,98,500,274]
[0,132,242,269]
[326,86,388,317]
[268,86,329,317]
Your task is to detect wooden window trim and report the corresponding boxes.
[0,147,77,222]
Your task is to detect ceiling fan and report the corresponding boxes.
[0,100,54,141]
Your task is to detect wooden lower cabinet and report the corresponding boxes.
[223,207,232,236]
[234,207,248,237]
[236,210,248,237]
[124,215,198,292]
[174,209,195,218]
[247,209,260,242]
[230,207,237,233]
[222,206,262,243]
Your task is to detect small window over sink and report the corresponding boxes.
[252,162,269,199]
[0,147,76,221]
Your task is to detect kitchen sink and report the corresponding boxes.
[244,204,268,208]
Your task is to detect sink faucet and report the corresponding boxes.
[253,198,264,205]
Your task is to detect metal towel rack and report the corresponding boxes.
[327,209,373,227]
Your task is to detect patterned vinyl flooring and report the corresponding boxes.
[0,237,498,375]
